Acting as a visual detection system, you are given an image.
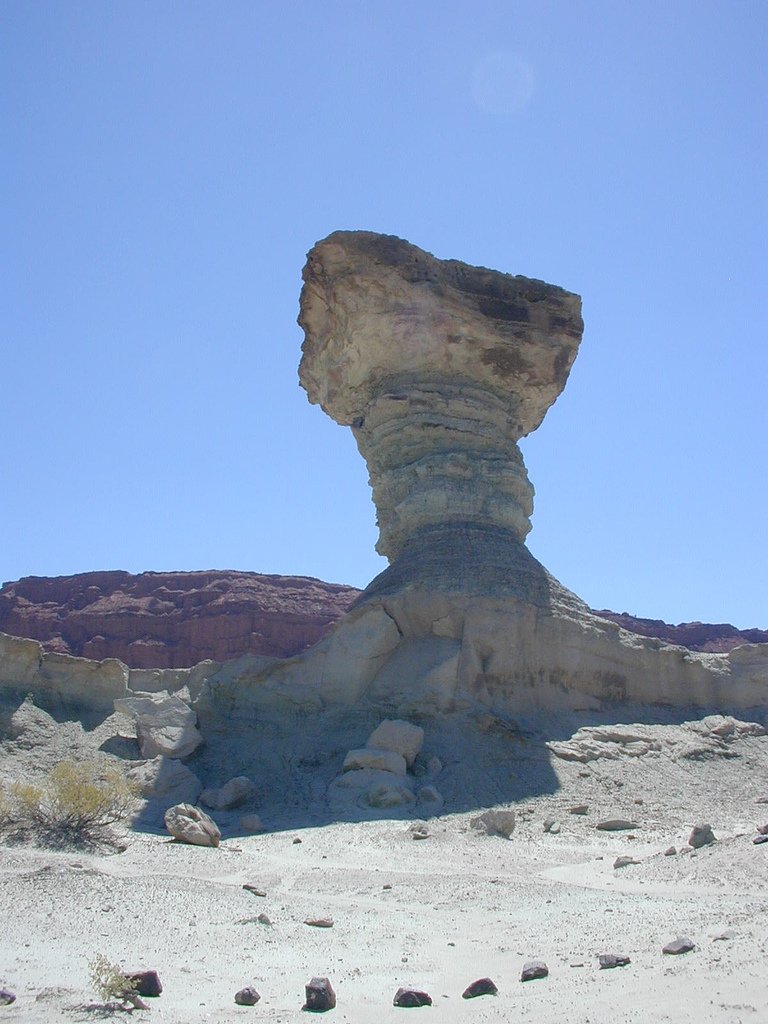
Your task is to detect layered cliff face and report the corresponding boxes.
[0,571,359,668]
[0,571,763,668]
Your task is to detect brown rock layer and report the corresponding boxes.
[0,571,763,668]
[593,610,768,654]
[0,571,359,668]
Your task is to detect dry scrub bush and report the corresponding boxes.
[89,952,148,1011]
[0,761,137,850]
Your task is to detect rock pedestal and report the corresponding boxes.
[299,231,582,562]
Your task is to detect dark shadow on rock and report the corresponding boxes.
[355,523,554,606]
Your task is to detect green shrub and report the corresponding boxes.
[0,760,137,850]
[88,952,147,1010]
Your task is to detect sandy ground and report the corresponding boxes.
[2,704,768,1023]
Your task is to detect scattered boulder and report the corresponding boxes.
[200,776,256,811]
[598,954,630,969]
[235,987,261,1006]
[303,977,336,1012]
[664,846,677,856]
[520,960,548,981]
[368,782,415,808]
[713,929,736,941]
[416,785,444,814]
[462,977,498,998]
[257,913,272,925]
[426,756,443,777]
[543,819,560,834]
[470,809,516,838]
[305,917,334,928]
[410,822,430,840]
[240,814,264,833]
[115,693,203,760]
[343,748,407,775]
[688,823,716,849]
[367,720,424,768]
[756,823,768,835]
[753,834,768,845]
[125,970,163,997]
[596,819,639,832]
[613,855,640,869]
[127,756,202,805]
[393,987,432,1007]
[164,803,221,848]
[0,990,16,1005]
[568,804,589,815]
[663,937,696,955]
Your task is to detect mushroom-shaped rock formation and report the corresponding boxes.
[288,231,768,716]
[299,231,582,562]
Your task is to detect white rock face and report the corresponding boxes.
[164,803,221,847]
[367,720,424,767]
[342,748,407,776]
[115,692,203,759]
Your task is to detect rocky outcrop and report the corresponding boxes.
[299,230,582,559]
[0,570,358,668]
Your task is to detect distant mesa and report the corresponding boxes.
[0,571,763,668]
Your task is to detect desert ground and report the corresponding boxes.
[1,700,767,1024]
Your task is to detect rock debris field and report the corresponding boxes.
[1,704,768,1023]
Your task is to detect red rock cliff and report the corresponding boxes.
[0,570,360,668]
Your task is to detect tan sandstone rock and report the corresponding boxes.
[299,231,582,559]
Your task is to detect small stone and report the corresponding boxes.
[235,986,261,1006]
[293,837,303,844]
[125,970,162,997]
[596,819,639,831]
[462,977,498,998]
[303,976,336,1012]
[243,884,267,896]
[756,823,768,835]
[470,809,516,838]
[520,960,548,981]
[664,846,677,856]
[393,987,432,1007]
[598,953,630,969]
[663,937,696,955]
[712,929,736,941]
[305,917,334,928]
[613,855,640,869]
[568,804,589,815]
[753,834,768,845]
[634,798,644,805]
[427,756,443,777]
[0,990,16,1005]
[544,820,560,834]
[688,823,716,849]
[257,913,272,925]
[410,822,430,840]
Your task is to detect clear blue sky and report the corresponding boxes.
[2,2,766,628]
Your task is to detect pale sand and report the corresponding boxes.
[2,711,767,1023]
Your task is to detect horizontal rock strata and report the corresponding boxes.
[0,570,358,668]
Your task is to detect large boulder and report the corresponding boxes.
[200,776,256,810]
[127,756,202,806]
[164,803,221,847]
[366,719,424,767]
[115,693,203,759]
